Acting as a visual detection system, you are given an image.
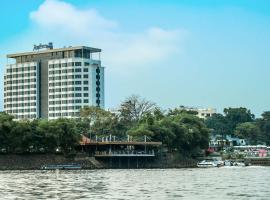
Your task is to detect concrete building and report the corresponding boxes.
[196,108,217,119]
[4,44,104,120]
[179,106,216,119]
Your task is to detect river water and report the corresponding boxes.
[0,167,269,200]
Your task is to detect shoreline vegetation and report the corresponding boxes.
[0,95,270,169]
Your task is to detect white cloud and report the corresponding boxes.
[30,0,117,35]
[27,0,186,69]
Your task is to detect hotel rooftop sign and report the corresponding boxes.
[33,42,53,51]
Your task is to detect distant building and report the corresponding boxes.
[209,134,247,150]
[4,44,104,120]
[179,106,217,119]
[196,108,217,119]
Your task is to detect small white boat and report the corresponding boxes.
[224,160,249,167]
[41,164,82,170]
[197,159,223,168]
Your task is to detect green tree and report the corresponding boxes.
[0,112,16,152]
[224,107,255,134]
[257,111,270,145]
[80,106,112,138]
[235,122,260,144]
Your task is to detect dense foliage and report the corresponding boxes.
[1,95,269,156]
[0,113,82,154]
[206,108,270,145]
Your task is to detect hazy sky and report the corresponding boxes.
[1,0,270,116]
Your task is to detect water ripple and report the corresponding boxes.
[0,167,269,199]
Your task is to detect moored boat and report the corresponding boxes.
[41,164,82,170]
[197,159,223,168]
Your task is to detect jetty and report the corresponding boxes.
[79,135,162,168]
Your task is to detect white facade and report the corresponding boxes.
[4,62,40,120]
[47,58,104,120]
[197,108,217,119]
[178,106,216,119]
[4,46,104,120]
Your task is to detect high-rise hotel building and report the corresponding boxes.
[4,45,104,120]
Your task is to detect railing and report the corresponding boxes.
[88,135,154,143]
[95,150,155,157]
[245,152,270,158]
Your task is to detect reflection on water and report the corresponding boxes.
[0,167,269,199]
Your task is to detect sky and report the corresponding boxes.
[0,0,270,116]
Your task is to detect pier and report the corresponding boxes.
[79,135,162,168]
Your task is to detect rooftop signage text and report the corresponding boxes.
[33,42,53,51]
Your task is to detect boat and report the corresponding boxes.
[197,159,223,168]
[41,164,82,170]
[224,160,250,167]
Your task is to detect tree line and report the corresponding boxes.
[0,95,269,156]
[205,108,270,145]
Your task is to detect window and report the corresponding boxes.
[84,62,90,66]
[75,93,81,97]
[68,69,74,73]
[84,99,89,103]
[84,87,88,91]
[75,68,81,72]
[75,87,81,91]
[75,75,81,79]
[75,81,81,85]
[54,64,60,68]
[30,66,36,70]
[83,68,88,72]
[83,93,88,97]
[83,74,88,78]
[31,114,36,118]
[68,62,74,66]
[84,81,88,85]
[75,62,81,66]
[62,112,68,116]
[62,100,68,104]
[55,76,61,80]
[55,107,61,111]
[68,75,74,79]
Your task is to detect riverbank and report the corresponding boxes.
[0,153,197,170]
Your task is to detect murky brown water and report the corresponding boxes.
[0,167,269,199]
